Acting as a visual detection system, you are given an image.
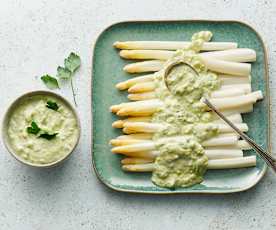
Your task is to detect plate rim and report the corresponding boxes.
[91,19,270,194]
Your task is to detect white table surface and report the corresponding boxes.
[1,0,276,229]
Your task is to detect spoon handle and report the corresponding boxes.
[203,97,276,172]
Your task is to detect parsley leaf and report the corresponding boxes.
[26,121,58,140]
[63,52,81,107]
[41,75,59,89]
[46,101,59,111]
[39,133,58,140]
[64,52,81,73]
[26,121,41,134]
[39,52,81,107]
[57,66,71,79]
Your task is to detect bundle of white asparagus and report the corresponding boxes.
[110,39,262,174]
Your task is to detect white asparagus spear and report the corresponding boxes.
[208,140,251,150]
[122,122,248,134]
[219,75,251,85]
[219,104,253,115]
[237,140,252,150]
[120,50,174,60]
[112,136,249,151]
[122,156,256,172]
[213,113,242,124]
[128,92,156,101]
[123,127,146,134]
[110,138,149,146]
[123,60,164,73]
[114,41,238,51]
[128,87,246,100]
[211,123,248,133]
[205,149,243,159]
[120,149,243,161]
[116,74,155,90]
[201,135,238,147]
[112,113,242,129]
[206,91,262,110]
[112,116,152,128]
[116,74,250,91]
[110,99,161,113]
[202,58,251,76]
[113,91,261,116]
[116,100,163,116]
[122,122,163,133]
[112,135,238,153]
[128,81,156,93]
[211,88,246,98]
[121,158,154,164]
[119,146,243,159]
[113,133,239,143]
[112,142,156,153]
[123,59,251,76]
[120,48,256,62]
[207,156,256,169]
[110,101,142,113]
[220,83,251,93]
[117,133,153,140]
[114,101,253,117]
[122,163,154,172]
[112,120,124,128]
[127,81,251,94]
[118,151,158,158]
[200,48,256,62]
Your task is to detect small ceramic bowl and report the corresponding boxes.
[2,90,81,168]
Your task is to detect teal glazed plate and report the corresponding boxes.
[92,20,270,194]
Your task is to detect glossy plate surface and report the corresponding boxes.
[92,20,270,194]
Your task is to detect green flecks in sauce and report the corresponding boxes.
[151,31,221,188]
[152,137,207,188]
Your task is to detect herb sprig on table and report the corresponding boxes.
[40,52,81,106]
[41,75,60,90]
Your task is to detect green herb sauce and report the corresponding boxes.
[151,31,221,188]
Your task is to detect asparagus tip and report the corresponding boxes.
[110,104,120,113]
[113,41,120,48]
[119,50,128,59]
[116,82,127,90]
[111,147,119,153]
[112,120,124,128]
[117,108,127,116]
[123,65,129,72]
[121,165,128,171]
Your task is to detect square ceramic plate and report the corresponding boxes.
[92,20,270,194]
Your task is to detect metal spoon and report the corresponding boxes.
[163,61,276,171]
[163,60,199,91]
[203,97,276,172]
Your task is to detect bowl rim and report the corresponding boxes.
[2,90,81,168]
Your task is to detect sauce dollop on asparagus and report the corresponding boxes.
[151,31,220,188]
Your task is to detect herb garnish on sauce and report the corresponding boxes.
[26,121,58,140]
[39,133,58,140]
[46,101,59,111]
[26,121,41,134]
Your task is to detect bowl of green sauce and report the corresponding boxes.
[2,91,81,168]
